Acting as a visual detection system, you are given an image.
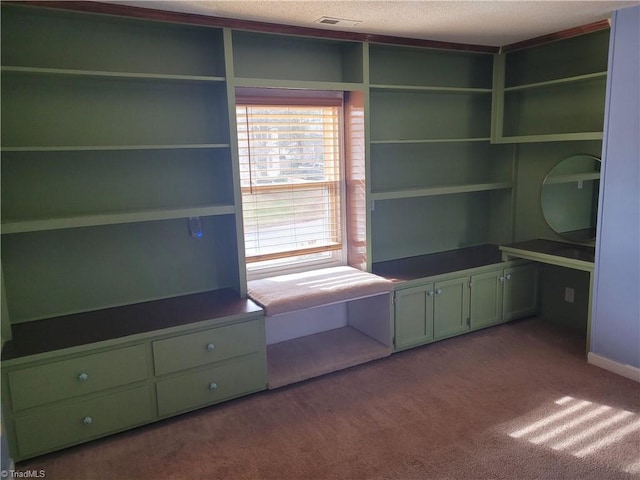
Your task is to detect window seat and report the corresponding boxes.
[247,266,393,389]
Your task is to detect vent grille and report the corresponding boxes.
[313,16,362,27]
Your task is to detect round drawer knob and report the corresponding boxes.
[206,343,215,352]
[427,290,434,297]
[78,372,89,382]
[82,416,93,425]
[498,276,505,282]
[209,382,219,391]
[436,288,442,295]
[505,274,512,281]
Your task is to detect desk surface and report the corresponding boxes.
[500,239,595,272]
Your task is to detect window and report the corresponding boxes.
[236,95,345,276]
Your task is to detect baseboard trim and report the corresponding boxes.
[588,352,640,382]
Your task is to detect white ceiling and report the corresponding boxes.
[108,1,639,46]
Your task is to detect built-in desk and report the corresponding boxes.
[499,239,595,351]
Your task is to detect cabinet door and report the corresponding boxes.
[434,277,470,339]
[394,283,434,350]
[470,269,504,330]
[503,263,539,321]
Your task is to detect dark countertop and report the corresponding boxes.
[2,289,263,361]
[372,244,504,282]
[501,239,595,263]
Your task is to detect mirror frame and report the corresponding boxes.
[541,154,601,243]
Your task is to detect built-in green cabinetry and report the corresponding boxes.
[0,1,609,462]
[1,292,266,461]
[492,29,609,143]
[394,261,539,351]
[1,6,245,326]
[368,44,514,265]
[232,30,364,90]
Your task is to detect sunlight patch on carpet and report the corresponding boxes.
[504,395,640,470]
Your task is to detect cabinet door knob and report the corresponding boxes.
[436,288,442,295]
[209,382,219,391]
[78,372,89,382]
[498,276,505,282]
[206,343,215,352]
[505,273,512,281]
[427,290,434,297]
[82,416,93,425]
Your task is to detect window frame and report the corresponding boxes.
[235,90,348,280]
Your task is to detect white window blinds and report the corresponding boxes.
[237,104,343,263]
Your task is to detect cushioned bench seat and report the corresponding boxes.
[247,266,393,389]
[247,266,393,316]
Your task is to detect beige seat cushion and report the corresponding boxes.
[248,266,392,316]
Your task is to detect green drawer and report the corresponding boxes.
[8,345,148,411]
[152,319,263,376]
[156,354,266,417]
[14,386,153,459]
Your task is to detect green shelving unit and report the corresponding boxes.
[367,44,514,266]
[491,28,610,143]
[0,5,245,324]
[231,30,364,90]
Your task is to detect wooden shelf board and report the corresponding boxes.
[545,172,600,184]
[370,138,491,145]
[233,77,365,91]
[1,205,236,234]
[504,71,607,92]
[0,144,230,152]
[370,84,491,94]
[1,66,226,83]
[371,182,512,200]
[494,132,603,144]
[267,326,390,389]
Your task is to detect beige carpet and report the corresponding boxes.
[267,326,391,389]
[15,318,640,480]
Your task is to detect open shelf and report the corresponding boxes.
[370,142,513,193]
[495,132,604,144]
[371,182,512,201]
[2,215,242,322]
[232,30,363,84]
[370,90,491,142]
[370,84,491,94]
[544,172,600,184]
[233,76,364,91]
[0,144,231,152]
[1,5,226,77]
[501,77,606,139]
[267,326,389,389]
[504,71,607,92]
[370,190,513,264]
[1,73,231,148]
[1,66,226,83]
[369,43,493,89]
[2,149,236,231]
[370,138,490,145]
[504,29,609,88]
[1,205,236,234]
[493,29,609,144]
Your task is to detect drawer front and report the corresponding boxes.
[14,386,153,459]
[152,319,263,376]
[156,354,266,417]
[8,345,148,411]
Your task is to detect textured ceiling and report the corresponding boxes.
[108,1,639,46]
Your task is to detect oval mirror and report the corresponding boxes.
[541,154,601,242]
